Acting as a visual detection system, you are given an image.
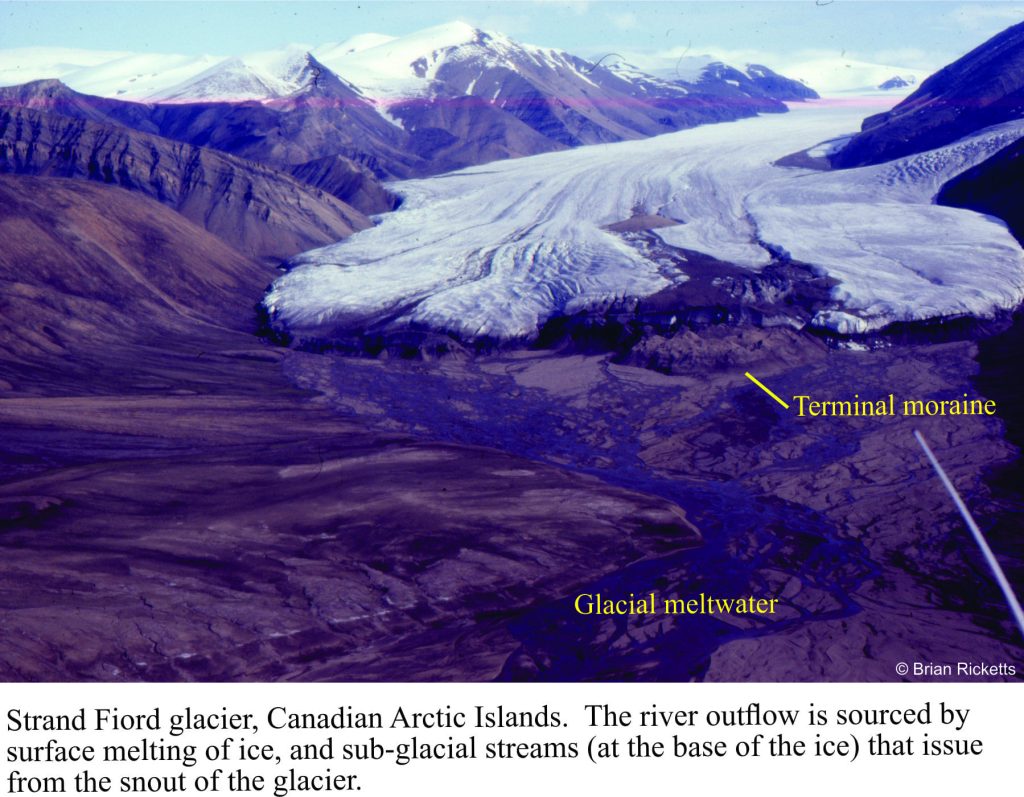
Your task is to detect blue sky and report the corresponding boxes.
[3,1,1023,70]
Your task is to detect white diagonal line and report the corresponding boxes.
[914,429,1024,641]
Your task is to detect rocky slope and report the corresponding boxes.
[832,20,1024,168]
[0,103,371,261]
[0,172,700,680]
[742,63,820,101]
[0,173,271,371]
[145,58,420,180]
[286,155,398,215]
[0,77,403,209]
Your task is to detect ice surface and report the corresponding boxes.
[749,120,1024,333]
[806,135,853,158]
[0,44,327,102]
[319,33,398,57]
[266,101,1024,341]
[0,46,132,88]
[0,48,222,99]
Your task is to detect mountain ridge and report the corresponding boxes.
[0,22,817,106]
[832,20,1024,168]
[0,101,372,261]
[0,24,819,196]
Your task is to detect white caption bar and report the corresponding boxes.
[1,683,1020,797]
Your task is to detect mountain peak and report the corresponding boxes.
[414,20,488,47]
[148,48,345,103]
[378,20,509,61]
[308,20,512,100]
[1,77,70,97]
[0,78,98,114]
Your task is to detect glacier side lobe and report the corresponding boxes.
[263,102,1024,346]
[747,120,1024,333]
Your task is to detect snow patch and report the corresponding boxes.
[806,135,853,159]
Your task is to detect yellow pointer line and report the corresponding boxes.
[744,372,790,410]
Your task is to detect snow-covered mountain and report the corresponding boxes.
[877,75,916,91]
[774,57,931,96]
[263,101,1024,343]
[0,21,815,111]
[624,55,817,101]
[149,47,330,102]
[627,49,932,98]
[314,22,493,101]
[0,22,820,188]
[0,47,222,99]
[312,22,812,157]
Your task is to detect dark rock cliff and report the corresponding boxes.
[833,21,1024,168]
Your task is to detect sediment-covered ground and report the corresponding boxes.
[0,175,700,680]
[1,168,1021,683]
[281,324,1024,680]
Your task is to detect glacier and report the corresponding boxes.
[264,100,1024,342]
